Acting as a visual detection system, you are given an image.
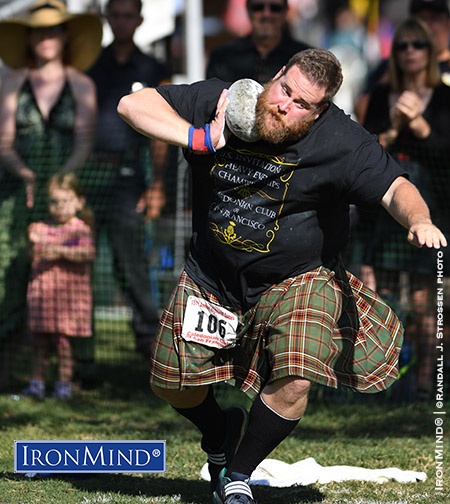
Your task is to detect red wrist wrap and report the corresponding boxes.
[191,128,209,154]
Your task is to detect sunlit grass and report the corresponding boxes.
[1,315,448,503]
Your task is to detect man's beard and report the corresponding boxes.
[255,87,316,144]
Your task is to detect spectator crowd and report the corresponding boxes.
[0,0,448,407]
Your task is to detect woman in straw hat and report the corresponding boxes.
[0,0,102,386]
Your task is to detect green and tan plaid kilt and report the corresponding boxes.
[150,262,404,400]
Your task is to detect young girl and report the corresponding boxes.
[23,173,96,400]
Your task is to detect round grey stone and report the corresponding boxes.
[225,78,264,142]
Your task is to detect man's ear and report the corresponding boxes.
[273,66,286,80]
[314,103,328,120]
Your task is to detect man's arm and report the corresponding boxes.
[117,86,229,151]
[381,176,447,249]
[135,139,168,220]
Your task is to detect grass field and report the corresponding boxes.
[0,316,448,503]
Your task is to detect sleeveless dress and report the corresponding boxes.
[0,77,76,340]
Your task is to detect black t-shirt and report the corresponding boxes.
[88,44,170,153]
[158,79,405,309]
[206,34,310,84]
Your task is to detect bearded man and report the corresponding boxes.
[118,49,447,504]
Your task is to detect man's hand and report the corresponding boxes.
[136,181,166,221]
[209,89,230,151]
[407,220,447,249]
[382,177,447,249]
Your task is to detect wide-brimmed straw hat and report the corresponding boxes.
[0,0,102,71]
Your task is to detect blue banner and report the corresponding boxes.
[15,440,165,473]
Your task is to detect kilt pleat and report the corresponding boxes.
[150,263,403,400]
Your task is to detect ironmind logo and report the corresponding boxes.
[15,440,165,473]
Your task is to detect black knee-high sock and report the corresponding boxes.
[173,386,227,450]
[227,395,301,478]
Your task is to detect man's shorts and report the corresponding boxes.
[150,263,403,400]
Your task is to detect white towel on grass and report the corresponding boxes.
[200,457,427,486]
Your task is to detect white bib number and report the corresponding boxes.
[181,296,238,349]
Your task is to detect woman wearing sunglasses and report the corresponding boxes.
[360,17,450,402]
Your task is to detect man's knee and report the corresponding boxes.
[262,376,311,418]
[150,383,209,408]
[265,376,310,401]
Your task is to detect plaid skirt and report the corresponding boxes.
[150,263,404,400]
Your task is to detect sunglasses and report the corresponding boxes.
[249,3,285,13]
[393,39,430,52]
[29,25,65,37]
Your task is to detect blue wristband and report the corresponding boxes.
[204,123,216,153]
[188,124,216,153]
[188,126,195,150]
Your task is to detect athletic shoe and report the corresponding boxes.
[22,379,45,400]
[202,406,248,492]
[52,381,73,400]
[212,468,258,504]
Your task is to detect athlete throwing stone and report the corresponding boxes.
[118,49,447,504]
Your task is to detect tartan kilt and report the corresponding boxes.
[150,264,404,400]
